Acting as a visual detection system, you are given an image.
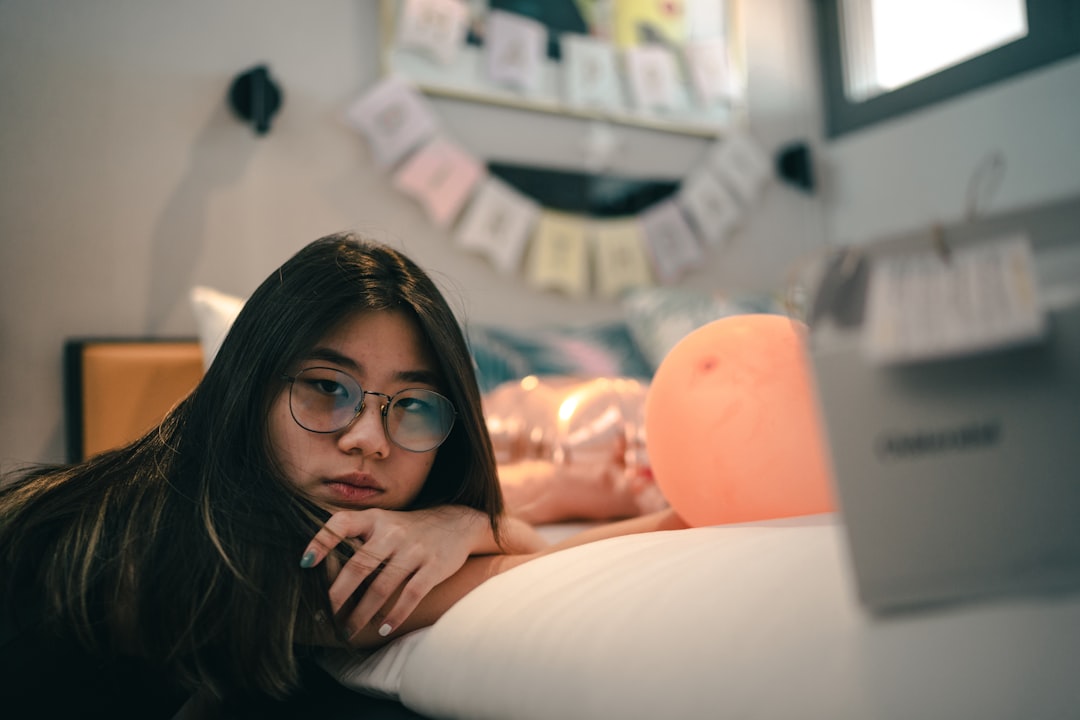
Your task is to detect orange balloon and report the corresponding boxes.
[644,314,834,527]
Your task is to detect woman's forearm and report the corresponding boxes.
[344,551,532,648]
[541,507,688,553]
[346,508,687,649]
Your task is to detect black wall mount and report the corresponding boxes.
[776,141,815,194]
[228,64,282,135]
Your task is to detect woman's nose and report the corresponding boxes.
[337,401,391,457]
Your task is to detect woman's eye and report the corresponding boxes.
[396,396,431,413]
[308,379,347,397]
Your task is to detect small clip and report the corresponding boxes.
[808,247,869,329]
[931,224,951,264]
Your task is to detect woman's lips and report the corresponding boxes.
[324,473,383,504]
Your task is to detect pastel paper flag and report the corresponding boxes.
[591,218,654,298]
[344,76,438,168]
[684,39,735,106]
[623,44,681,112]
[638,200,703,284]
[395,0,470,66]
[455,176,540,275]
[484,10,547,92]
[678,169,740,248]
[561,34,626,112]
[392,136,486,228]
[526,211,591,297]
[708,133,771,205]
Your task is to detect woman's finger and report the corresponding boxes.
[328,543,389,612]
[359,566,441,640]
[339,560,418,639]
[299,507,487,642]
[299,511,376,569]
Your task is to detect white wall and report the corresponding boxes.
[0,0,824,467]
[823,55,1080,246]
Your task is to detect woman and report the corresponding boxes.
[0,232,682,716]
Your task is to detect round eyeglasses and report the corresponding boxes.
[283,366,456,453]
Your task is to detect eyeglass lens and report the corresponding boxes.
[288,367,455,452]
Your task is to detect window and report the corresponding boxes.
[815,0,1080,137]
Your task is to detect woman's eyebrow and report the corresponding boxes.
[305,347,358,370]
[397,368,441,386]
[303,347,441,386]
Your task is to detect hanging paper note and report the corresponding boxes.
[708,133,771,205]
[561,34,626,112]
[623,44,681,112]
[392,136,486,228]
[526,211,590,297]
[638,200,703,284]
[344,76,438,168]
[592,218,654,298]
[455,176,540,275]
[395,0,470,66]
[684,39,734,106]
[678,169,740,248]
[863,235,1047,365]
[484,10,547,93]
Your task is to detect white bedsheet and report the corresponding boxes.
[329,515,1080,719]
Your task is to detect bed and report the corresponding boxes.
[63,285,1080,719]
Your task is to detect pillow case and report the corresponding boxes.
[389,516,1080,720]
[189,286,653,391]
[622,287,785,371]
[189,286,245,370]
[466,322,652,393]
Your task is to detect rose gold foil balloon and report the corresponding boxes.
[484,376,667,523]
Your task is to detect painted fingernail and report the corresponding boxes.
[300,550,316,569]
[378,623,393,637]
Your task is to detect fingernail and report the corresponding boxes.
[300,550,316,569]
[378,623,393,637]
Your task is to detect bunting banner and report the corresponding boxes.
[638,199,704,285]
[484,9,547,92]
[678,169,740,249]
[392,136,486,228]
[395,0,470,66]
[684,38,737,106]
[707,132,771,205]
[344,76,438,168]
[591,218,655,299]
[382,0,741,132]
[526,211,591,297]
[560,33,627,112]
[346,70,771,298]
[454,175,540,275]
[623,44,682,112]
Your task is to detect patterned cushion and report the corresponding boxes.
[622,287,785,371]
[466,322,652,393]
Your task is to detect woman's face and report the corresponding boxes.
[269,309,445,512]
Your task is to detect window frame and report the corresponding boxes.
[814,0,1080,138]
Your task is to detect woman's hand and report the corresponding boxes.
[299,506,510,643]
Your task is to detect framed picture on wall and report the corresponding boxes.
[379,0,747,138]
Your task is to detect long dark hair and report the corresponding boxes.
[0,232,502,700]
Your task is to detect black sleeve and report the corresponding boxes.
[0,587,189,720]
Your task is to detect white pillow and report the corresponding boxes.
[318,630,431,700]
[317,521,599,699]
[347,515,1079,720]
[189,286,245,370]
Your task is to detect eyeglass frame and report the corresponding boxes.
[281,366,456,453]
